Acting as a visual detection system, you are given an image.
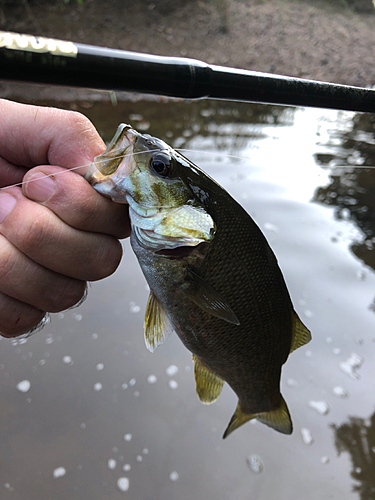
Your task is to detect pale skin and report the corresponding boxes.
[0,99,130,338]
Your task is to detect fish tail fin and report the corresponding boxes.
[255,395,293,435]
[222,403,255,439]
[222,395,293,439]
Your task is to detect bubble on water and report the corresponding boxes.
[304,310,313,318]
[73,313,82,321]
[136,455,142,462]
[133,391,140,398]
[326,337,333,344]
[39,359,46,366]
[129,378,136,387]
[129,301,141,313]
[246,455,264,474]
[26,397,31,403]
[5,483,10,488]
[112,447,118,453]
[333,348,341,355]
[168,380,178,390]
[94,383,103,391]
[147,375,157,384]
[16,380,30,393]
[123,464,131,471]
[169,471,179,482]
[166,365,178,376]
[58,312,65,319]
[263,222,278,232]
[96,363,104,371]
[62,356,72,364]
[301,428,314,445]
[185,365,191,372]
[53,467,66,478]
[340,353,364,379]
[117,477,130,492]
[321,456,330,464]
[92,333,98,339]
[308,401,330,415]
[143,448,149,455]
[286,378,298,387]
[305,350,313,358]
[355,467,362,474]
[108,459,116,470]
[333,386,349,398]
[124,434,132,442]
[121,383,128,390]
[80,423,86,429]
[45,336,53,345]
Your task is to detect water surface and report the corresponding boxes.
[1,97,375,500]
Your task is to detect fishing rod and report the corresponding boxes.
[0,30,374,113]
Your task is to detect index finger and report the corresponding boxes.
[0,99,105,173]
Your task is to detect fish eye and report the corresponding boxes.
[149,153,172,177]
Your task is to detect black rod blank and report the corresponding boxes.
[0,31,374,113]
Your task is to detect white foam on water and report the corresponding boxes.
[308,401,330,415]
[94,383,102,391]
[53,467,66,479]
[168,380,178,390]
[339,353,364,379]
[166,365,178,376]
[301,428,314,445]
[169,471,179,482]
[108,459,116,470]
[117,477,129,492]
[124,434,132,442]
[16,380,30,393]
[246,455,264,474]
[147,375,157,384]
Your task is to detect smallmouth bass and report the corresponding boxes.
[85,124,311,438]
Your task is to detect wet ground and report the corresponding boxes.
[1,96,375,499]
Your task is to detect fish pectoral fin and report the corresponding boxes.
[290,310,311,353]
[193,355,225,404]
[144,292,174,352]
[222,396,293,439]
[179,269,240,325]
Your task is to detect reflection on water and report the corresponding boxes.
[313,112,375,271]
[1,95,375,499]
[333,412,375,500]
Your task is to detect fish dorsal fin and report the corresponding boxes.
[193,355,225,404]
[144,292,174,352]
[290,311,311,353]
[179,269,240,325]
[223,395,293,439]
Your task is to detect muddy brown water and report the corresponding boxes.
[1,96,375,500]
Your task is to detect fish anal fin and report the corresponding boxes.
[193,355,225,404]
[179,269,240,325]
[144,292,174,352]
[223,395,293,439]
[290,310,312,353]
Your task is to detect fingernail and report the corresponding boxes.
[0,193,17,223]
[25,173,56,202]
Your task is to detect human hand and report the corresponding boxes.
[0,99,130,337]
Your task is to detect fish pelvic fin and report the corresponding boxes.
[290,310,311,353]
[179,269,240,325]
[193,355,225,404]
[222,395,293,439]
[144,292,174,352]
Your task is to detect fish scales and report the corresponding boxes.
[85,124,311,437]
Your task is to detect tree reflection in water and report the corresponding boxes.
[332,412,375,500]
[313,113,375,272]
